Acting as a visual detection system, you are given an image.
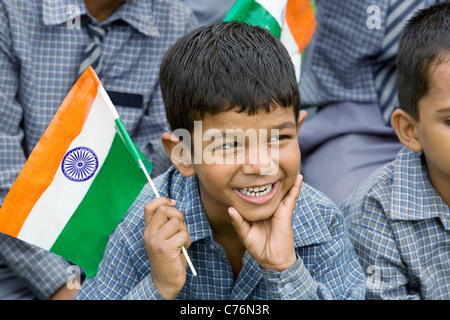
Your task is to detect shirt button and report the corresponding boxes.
[283,283,295,294]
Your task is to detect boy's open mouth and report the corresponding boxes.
[234,181,279,205]
[238,183,273,197]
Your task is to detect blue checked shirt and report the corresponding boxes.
[0,233,71,299]
[300,0,444,123]
[341,147,450,300]
[0,0,196,298]
[77,167,366,300]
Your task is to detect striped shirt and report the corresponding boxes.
[341,147,450,299]
[77,167,366,300]
[0,0,196,299]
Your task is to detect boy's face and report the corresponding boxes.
[191,106,303,223]
[416,60,450,185]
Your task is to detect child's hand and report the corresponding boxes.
[143,197,191,300]
[228,174,303,272]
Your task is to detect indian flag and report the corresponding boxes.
[0,67,152,278]
[224,0,316,81]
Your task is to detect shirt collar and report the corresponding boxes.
[166,170,214,243]
[292,185,333,247]
[42,0,160,37]
[390,147,450,228]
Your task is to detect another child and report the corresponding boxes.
[77,22,366,300]
[341,3,450,300]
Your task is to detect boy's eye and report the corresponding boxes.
[269,135,291,142]
[216,141,239,150]
[270,135,280,142]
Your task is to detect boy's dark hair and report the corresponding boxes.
[159,21,300,133]
[397,2,450,120]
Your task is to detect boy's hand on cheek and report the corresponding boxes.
[228,174,303,272]
[143,197,191,300]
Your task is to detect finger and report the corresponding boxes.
[169,230,192,252]
[228,207,251,241]
[148,205,186,234]
[157,216,189,242]
[144,197,177,226]
[278,174,303,217]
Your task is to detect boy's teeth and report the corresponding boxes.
[239,183,273,197]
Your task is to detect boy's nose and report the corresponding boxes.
[241,145,279,176]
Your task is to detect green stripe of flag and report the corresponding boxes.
[223,0,282,38]
[50,133,150,278]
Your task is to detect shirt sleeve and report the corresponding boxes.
[0,5,71,300]
[123,275,165,300]
[261,203,367,300]
[260,256,318,299]
[0,234,70,300]
[0,3,27,205]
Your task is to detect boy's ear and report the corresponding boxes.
[390,109,422,153]
[161,132,196,177]
[296,110,308,132]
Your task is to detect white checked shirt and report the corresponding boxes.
[341,147,450,300]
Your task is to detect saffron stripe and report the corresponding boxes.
[285,0,316,52]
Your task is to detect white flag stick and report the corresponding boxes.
[138,159,197,277]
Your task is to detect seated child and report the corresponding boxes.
[77,21,366,300]
[341,2,450,300]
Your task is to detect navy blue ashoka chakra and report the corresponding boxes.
[61,147,99,182]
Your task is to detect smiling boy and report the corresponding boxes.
[341,3,450,299]
[77,22,366,300]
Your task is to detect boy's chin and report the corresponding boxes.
[236,204,278,223]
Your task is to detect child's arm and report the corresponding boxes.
[228,173,303,272]
[143,197,191,300]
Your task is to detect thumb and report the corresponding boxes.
[228,207,251,240]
